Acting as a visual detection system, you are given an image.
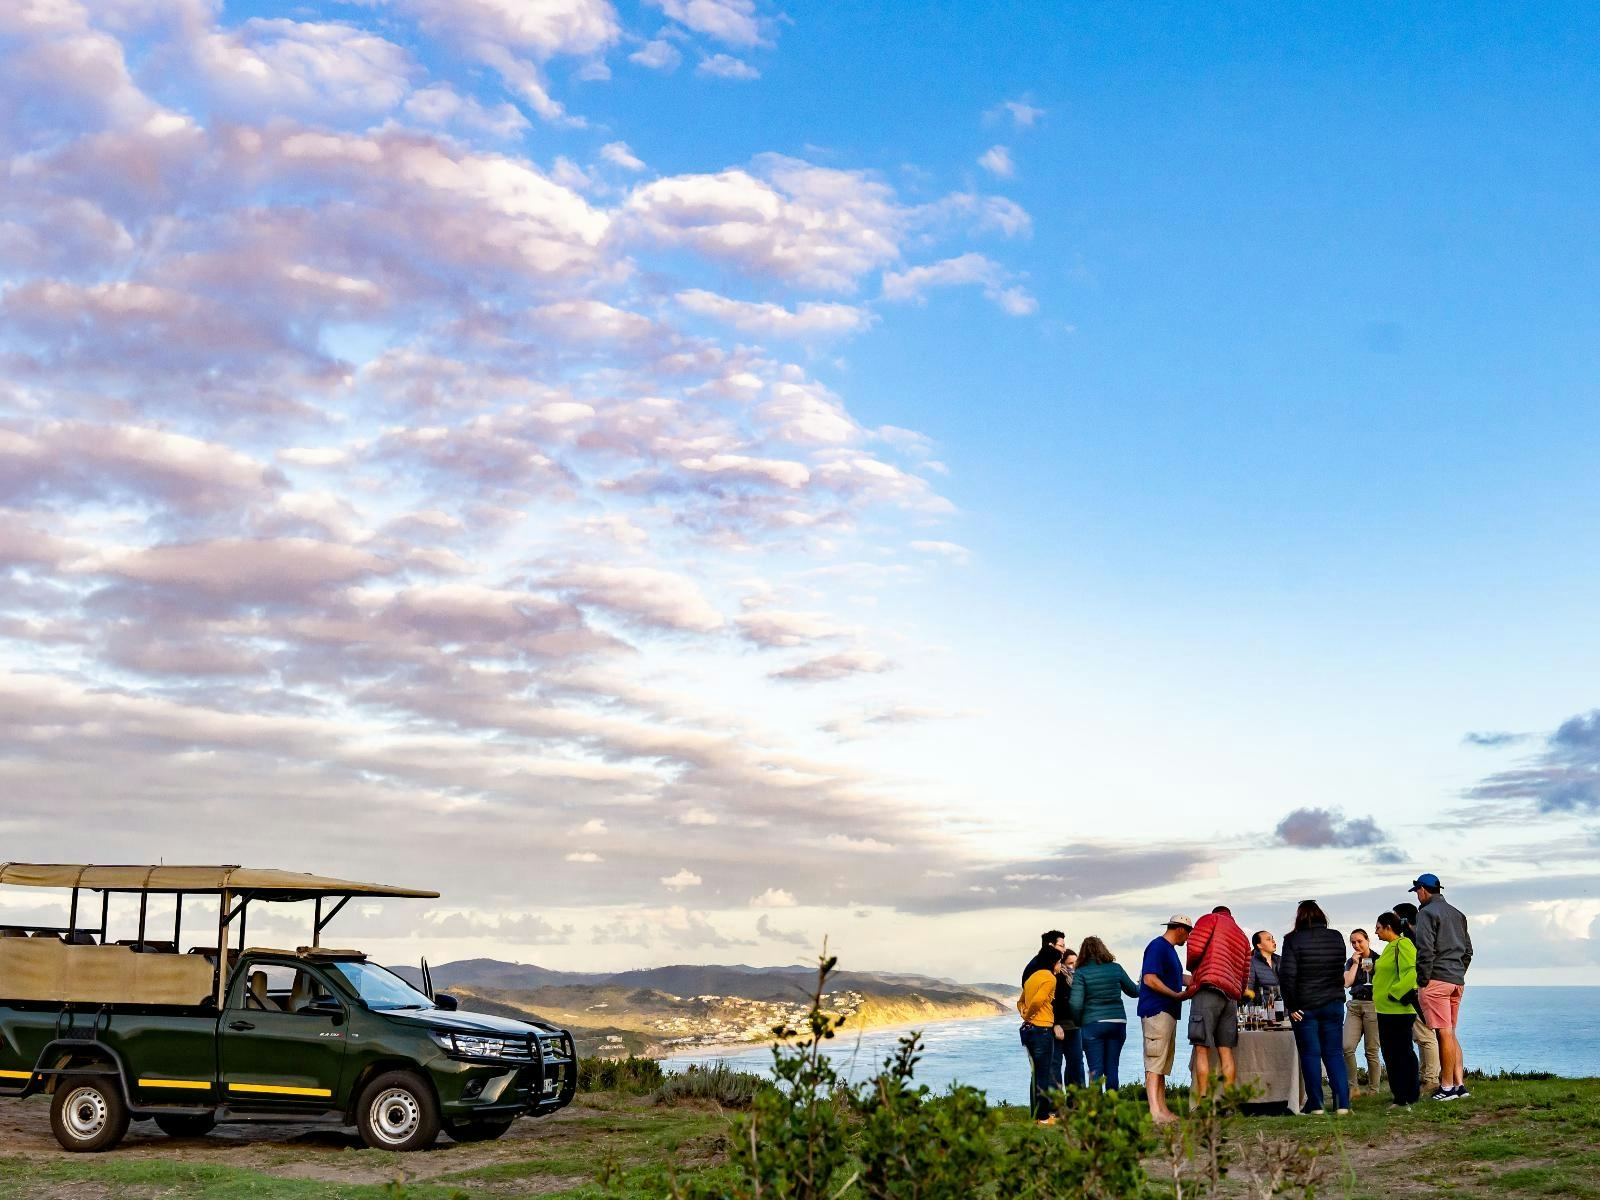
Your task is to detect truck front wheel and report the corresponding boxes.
[356,1071,440,1151]
[50,1077,131,1153]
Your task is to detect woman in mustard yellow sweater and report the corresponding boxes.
[1018,946,1063,1123]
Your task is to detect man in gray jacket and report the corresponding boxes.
[1411,873,1473,1101]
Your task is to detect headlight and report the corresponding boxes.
[431,1030,510,1059]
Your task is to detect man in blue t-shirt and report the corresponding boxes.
[1139,915,1194,1124]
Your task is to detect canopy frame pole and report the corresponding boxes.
[313,898,322,947]
[68,888,79,939]
[136,892,148,951]
[214,889,231,1009]
[237,898,248,954]
[173,893,183,952]
[314,895,350,944]
[99,891,109,943]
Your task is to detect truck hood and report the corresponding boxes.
[385,1007,562,1039]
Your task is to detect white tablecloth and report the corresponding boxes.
[1190,1028,1306,1110]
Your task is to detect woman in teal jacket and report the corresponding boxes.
[1068,936,1140,1091]
[1372,911,1421,1106]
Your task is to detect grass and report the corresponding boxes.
[2,1078,1597,1199]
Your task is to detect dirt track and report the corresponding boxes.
[0,1093,622,1191]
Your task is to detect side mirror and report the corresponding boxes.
[434,993,459,1011]
[307,997,345,1024]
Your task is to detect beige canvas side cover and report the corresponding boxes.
[0,940,213,1006]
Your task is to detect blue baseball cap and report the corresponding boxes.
[1409,872,1442,892]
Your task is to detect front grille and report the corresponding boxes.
[495,1039,533,1063]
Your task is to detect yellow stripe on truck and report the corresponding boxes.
[227,1083,333,1098]
[0,1070,31,1080]
[139,1079,212,1090]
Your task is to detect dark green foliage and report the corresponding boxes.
[674,950,854,1200]
[655,1061,768,1108]
[854,1034,998,1198]
[580,1054,666,1095]
[994,1085,1156,1199]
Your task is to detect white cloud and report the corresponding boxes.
[660,868,702,889]
[565,851,604,863]
[648,0,762,47]
[751,887,796,908]
[772,647,893,682]
[675,289,873,340]
[600,140,646,171]
[993,98,1044,127]
[192,19,415,116]
[629,38,682,70]
[977,145,1014,178]
[910,539,970,563]
[882,253,1037,316]
[545,564,724,632]
[696,53,759,81]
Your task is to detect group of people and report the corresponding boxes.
[1017,872,1473,1122]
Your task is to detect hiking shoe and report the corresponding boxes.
[1430,1087,1456,1102]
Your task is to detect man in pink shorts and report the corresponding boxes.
[1411,873,1472,1101]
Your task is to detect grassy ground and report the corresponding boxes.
[1,1079,1596,1198]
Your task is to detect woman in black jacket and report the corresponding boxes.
[1279,900,1350,1114]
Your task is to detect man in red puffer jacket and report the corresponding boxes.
[1186,905,1252,1098]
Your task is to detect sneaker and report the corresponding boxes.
[1453,1084,1471,1099]
[1388,1103,1412,1111]
[1430,1087,1456,1102]
[1335,1108,1351,1116]
[1036,1116,1058,1126]
[1297,1104,1325,1116]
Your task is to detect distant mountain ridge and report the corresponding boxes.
[393,959,1003,999]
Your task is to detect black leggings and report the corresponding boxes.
[1377,1012,1420,1105]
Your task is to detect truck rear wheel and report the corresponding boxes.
[50,1077,131,1153]
[154,1113,216,1138]
[356,1071,440,1151]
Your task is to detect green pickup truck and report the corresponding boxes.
[0,864,576,1152]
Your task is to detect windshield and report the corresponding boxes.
[330,961,436,1010]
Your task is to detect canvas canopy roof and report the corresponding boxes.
[0,864,438,901]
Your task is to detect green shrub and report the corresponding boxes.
[855,1033,999,1198]
[656,1061,768,1108]
[674,950,854,1200]
[580,1054,666,1095]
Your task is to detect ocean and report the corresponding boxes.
[667,987,1596,1105]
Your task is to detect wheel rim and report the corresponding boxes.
[63,1087,108,1141]
[370,1087,421,1144]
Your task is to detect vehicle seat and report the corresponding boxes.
[0,928,28,938]
[248,971,282,1012]
[66,931,98,945]
[288,972,315,1014]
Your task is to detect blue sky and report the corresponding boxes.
[1,0,1597,982]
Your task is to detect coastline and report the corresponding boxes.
[660,1007,1013,1063]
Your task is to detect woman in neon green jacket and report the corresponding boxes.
[1372,911,1421,1106]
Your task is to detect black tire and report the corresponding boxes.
[355,1071,440,1151]
[154,1113,217,1138]
[445,1117,515,1143]
[50,1076,131,1153]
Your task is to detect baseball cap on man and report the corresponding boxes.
[1165,914,1194,930]
[1409,872,1442,892]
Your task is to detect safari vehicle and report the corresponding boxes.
[0,864,575,1152]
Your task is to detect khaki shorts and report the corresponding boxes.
[1142,1012,1177,1075]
